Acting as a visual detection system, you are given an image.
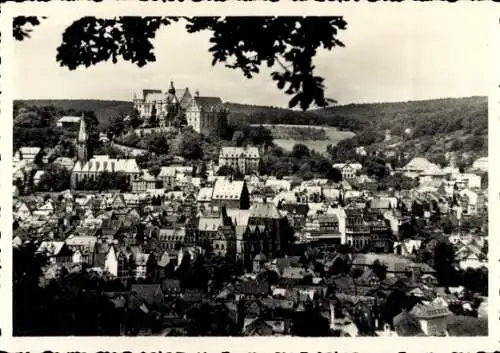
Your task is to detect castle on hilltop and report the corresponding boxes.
[133,81,229,135]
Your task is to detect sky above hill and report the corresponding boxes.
[13,7,490,107]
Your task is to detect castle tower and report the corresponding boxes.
[166,81,179,106]
[164,80,180,127]
[168,80,176,96]
[77,114,88,163]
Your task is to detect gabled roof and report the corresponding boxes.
[265,179,291,191]
[65,235,98,248]
[76,155,141,174]
[192,96,224,111]
[333,162,363,170]
[410,303,451,319]
[53,157,75,170]
[371,197,397,209]
[249,202,282,219]
[402,158,440,173]
[197,187,213,202]
[226,209,250,227]
[220,146,260,159]
[317,214,339,223]
[58,116,82,124]
[18,146,41,156]
[178,88,193,109]
[198,216,223,231]
[37,241,66,256]
[142,89,163,102]
[212,179,245,200]
[279,203,309,216]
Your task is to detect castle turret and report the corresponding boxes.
[163,80,180,127]
[168,81,176,95]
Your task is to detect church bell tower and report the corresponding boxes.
[77,114,89,163]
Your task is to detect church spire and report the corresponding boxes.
[78,113,88,142]
[77,114,89,163]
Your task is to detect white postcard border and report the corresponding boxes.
[0,2,498,351]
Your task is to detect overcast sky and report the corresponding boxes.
[13,8,489,106]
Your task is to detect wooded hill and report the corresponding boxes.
[17,96,487,135]
[16,99,134,128]
[16,96,487,163]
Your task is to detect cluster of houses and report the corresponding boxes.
[13,129,488,336]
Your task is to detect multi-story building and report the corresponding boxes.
[13,146,42,167]
[158,165,194,188]
[133,82,192,127]
[71,155,142,189]
[131,171,159,192]
[345,208,371,250]
[56,115,82,130]
[159,227,186,251]
[219,146,260,175]
[211,178,250,210]
[133,81,228,135]
[333,162,363,180]
[242,201,293,271]
[71,117,142,188]
[305,214,343,245]
[185,95,228,135]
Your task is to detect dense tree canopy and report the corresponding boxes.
[76,171,131,192]
[259,144,341,181]
[14,243,123,336]
[13,103,100,152]
[137,133,170,155]
[35,165,72,192]
[178,129,204,160]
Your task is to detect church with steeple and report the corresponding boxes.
[133,81,229,135]
[70,114,142,189]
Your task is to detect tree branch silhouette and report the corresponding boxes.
[14,16,347,110]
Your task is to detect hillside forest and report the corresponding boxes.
[14,96,487,191]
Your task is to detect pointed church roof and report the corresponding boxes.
[78,114,88,142]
